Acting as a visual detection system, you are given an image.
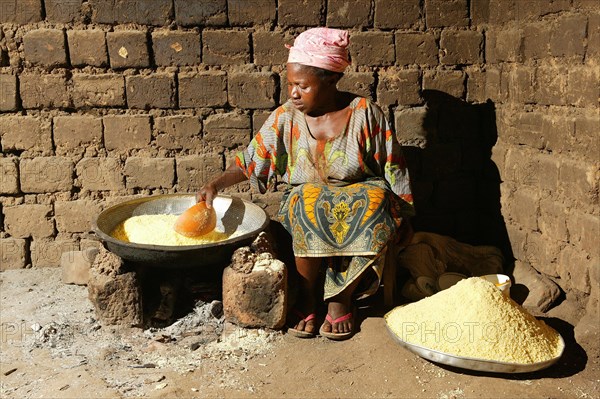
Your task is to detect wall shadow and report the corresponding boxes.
[401,90,514,268]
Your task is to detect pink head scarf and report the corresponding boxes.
[286,27,351,73]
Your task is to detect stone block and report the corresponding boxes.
[19,73,70,109]
[20,157,74,193]
[55,200,100,233]
[511,260,561,313]
[4,204,54,238]
[88,246,142,326]
[567,211,600,258]
[337,72,374,100]
[103,115,151,151]
[423,70,465,99]
[107,31,150,69]
[374,0,421,29]
[61,248,98,285]
[0,74,18,111]
[126,73,175,109]
[124,157,175,189]
[377,69,421,107]
[0,157,19,194]
[350,31,395,66]
[67,30,108,67]
[176,154,223,192]
[76,157,124,191]
[228,72,276,109]
[523,23,550,60]
[550,15,587,58]
[395,32,438,66]
[394,107,429,147]
[155,115,202,150]
[0,238,27,270]
[0,0,42,23]
[223,234,287,329]
[178,72,227,108]
[202,30,250,65]
[326,0,371,27]
[567,66,599,108]
[174,0,226,26]
[45,0,82,23]
[89,0,172,25]
[203,112,251,150]
[253,30,293,66]
[72,74,126,108]
[440,30,483,65]
[23,29,67,68]
[53,116,103,154]
[228,0,276,26]
[0,116,52,154]
[278,0,323,26]
[425,0,468,28]
[152,30,201,67]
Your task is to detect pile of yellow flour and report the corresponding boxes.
[111,214,235,246]
[385,277,564,364]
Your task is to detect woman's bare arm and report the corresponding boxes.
[196,164,248,208]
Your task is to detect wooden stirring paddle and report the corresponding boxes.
[173,201,217,237]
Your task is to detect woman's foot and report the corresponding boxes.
[288,308,319,337]
[320,300,354,335]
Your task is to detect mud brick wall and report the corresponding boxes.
[0,1,598,299]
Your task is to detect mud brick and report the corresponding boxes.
[574,114,600,162]
[228,0,276,26]
[377,69,421,108]
[53,116,103,153]
[228,72,276,109]
[568,211,600,258]
[465,68,486,103]
[4,204,54,238]
[124,157,175,189]
[394,107,428,146]
[23,29,68,68]
[559,160,597,207]
[374,0,421,29]
[395,32,438,66]
[19,73,70,109]
[440,30,483,65]
[0,238,27,270]
[203,113,251,150]
[491,29,523,63]
[337,72,374,100]
[155,115,202,150]
[558,245,593,294]
[107,31,150,69]
[541,114,575,154]
[279,70,289,104]
[103,115,151,151]
[515,0,570,20]
[202,30,250,65]
[506,188,539,231]
[525,232,559,278]
[152,30,201,67]
[76,157,124,191]
[55,200,100,233]
[67,30,108,67]
[535,65,567,106]
[251,111,271,134]
[484,66,508,103]
[253,30,293,66]
[350,31,394,66]
[512,112,544,150]
[20,157,73,193]
[179,71,227,108]
[470,0,489,24]
[126,73,175,109]
[488,0,517,25]
[61,248,98,285]
[507,65,535,104]
[176,154,223,192]
[539,198,568,242]
[45,0,82,23]
[278,0,323,26]
[0,0,42,23]
[90,0,172,25]
[588,13,600,57]
[72,74,126,108]
[423,70,465,99]
[0,157,18,194]
[0,74,18,111]
[550,15,587,58]
[0,116,52,153]
[523,23,550,60]
[425,0,468,28]
[327,0,371,27]
[31,238,79,268]
[174,0,226,26]
[567,66,599,108]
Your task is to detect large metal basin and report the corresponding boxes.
[93,194,269,268]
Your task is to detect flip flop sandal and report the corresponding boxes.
[319,309,356,341]
[287,310,318,338]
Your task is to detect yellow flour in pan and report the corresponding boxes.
[111,214,237,246]
[385,278,564,364]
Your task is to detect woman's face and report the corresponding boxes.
[286,63,336,115]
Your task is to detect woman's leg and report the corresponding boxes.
[321,276,362,334]
[292,256,322,334]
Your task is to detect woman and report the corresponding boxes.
[197,28,414,340]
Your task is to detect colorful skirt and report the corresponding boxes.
[277,180,406,300]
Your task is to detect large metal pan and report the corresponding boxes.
[93,194,269,268]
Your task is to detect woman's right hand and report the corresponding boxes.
[196,182,218,209]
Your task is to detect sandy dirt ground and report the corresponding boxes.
[1,267,598,399]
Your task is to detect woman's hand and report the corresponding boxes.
[195,165,248,209]
[196,183,218,209]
